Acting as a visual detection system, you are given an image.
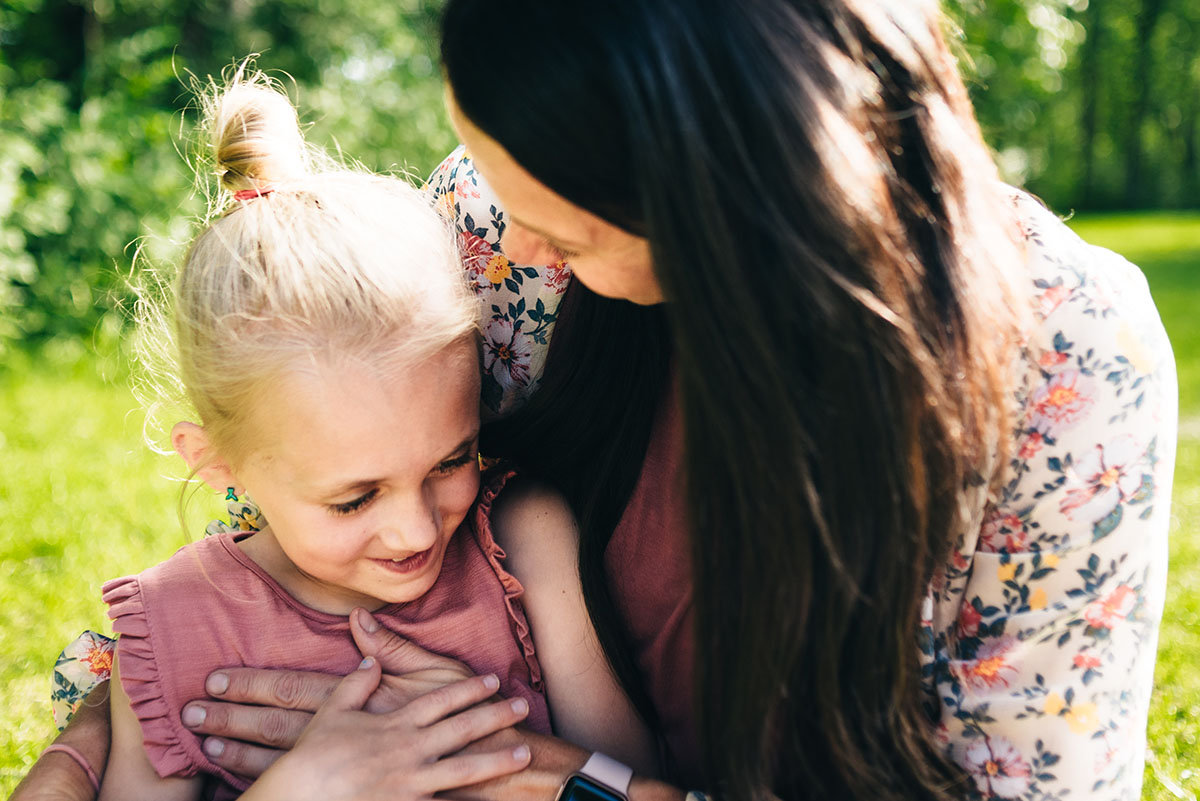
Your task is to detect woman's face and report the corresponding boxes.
[446,91,664,305]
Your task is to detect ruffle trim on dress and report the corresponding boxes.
[471,467,545,693]
[101,576,200,779]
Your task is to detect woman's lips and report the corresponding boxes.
[370,547,433,574]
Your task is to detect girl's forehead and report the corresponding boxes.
[242,345,482,487]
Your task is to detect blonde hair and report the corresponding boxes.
[137,68,476,469]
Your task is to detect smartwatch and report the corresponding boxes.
[555,752,633,801]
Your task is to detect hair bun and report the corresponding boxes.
[211,77,308,194]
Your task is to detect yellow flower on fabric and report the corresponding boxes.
[1043,692,1066,716]
[1116,322,1156,374]
[1029,587,1048,610]
[997,562,1017,582]
[1064,702,1099,733]
[435,190,456,220]
[1042,552,1059,568]
[485,253,512,284]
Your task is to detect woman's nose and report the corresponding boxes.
[498,221,563,266]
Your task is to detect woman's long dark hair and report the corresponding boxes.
[445,2,1025,799]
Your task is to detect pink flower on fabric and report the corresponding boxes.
[1059,434,1147,523]
[460,231,496,290]
[1017,430,1045,461]
[978,510,1028,553]
[483,318,533,392]
[1028,369,1095,436]
[958,637,1018,690]
[1038,350,1069,369]
[544,260,572,294]
[1037,283,1071,317]
[957,602,982,638]
[1083,585,1137,630]
[963,738,1033,798]
[1073,652,1102,670]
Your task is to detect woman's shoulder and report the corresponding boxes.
[428,146,572,418]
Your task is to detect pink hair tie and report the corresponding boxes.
[233,187,273,201]
[41,743,100,792]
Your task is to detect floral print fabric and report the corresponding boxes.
[52,150,1174,801]
[428,146,572,418]
[922,192,1175,800]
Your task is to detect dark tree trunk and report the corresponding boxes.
[1079,0,1103,204]
[1123,0,1167,207]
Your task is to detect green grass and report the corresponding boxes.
[0,212,1197,797]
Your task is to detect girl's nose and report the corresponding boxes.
[378,495,441,553]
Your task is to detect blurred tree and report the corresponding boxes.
[1,0,1198,354]
[0,0,455,359]
[948,0,1200,210]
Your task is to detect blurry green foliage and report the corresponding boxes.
[946,0,1200,210]
[0,0,455,358]
[2,0,1199,353]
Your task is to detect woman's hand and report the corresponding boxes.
[183,609,475,778]
[241,656,532,801]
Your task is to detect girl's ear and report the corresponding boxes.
[171,421,240,495]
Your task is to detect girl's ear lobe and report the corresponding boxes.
[171,421,239,494]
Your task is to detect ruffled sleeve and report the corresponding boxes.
[468,467,545,693]
[102,575,202,780]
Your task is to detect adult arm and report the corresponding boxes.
[487,478,658,776]
[10,683,110,801]
[931,208,1177,799]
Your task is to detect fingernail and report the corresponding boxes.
[482,673,500,690]
[206,672,229,695]
[359,656,376,670]
[203,738,225,758]
[182,705,206,728]
[510,697,529,716]
[357,608,381,633]
[513,744,531,761]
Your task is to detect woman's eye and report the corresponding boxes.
[540,236,579,261]
[329,488,378,516]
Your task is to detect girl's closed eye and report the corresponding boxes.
[329,488,378,516]
[435,450,477,475]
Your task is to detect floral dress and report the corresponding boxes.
[54,148,1175,801]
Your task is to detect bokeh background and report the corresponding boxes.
[2,0,1198,797]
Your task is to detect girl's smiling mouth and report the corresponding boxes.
[370,548,434,574]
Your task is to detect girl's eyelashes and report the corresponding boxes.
[434,450,477,475]
[328,488,378,516]
[326,450,476,515]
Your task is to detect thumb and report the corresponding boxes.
[321,656,382,714]
[351,607,446,674]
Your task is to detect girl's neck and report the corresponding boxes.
[236,528,390,616]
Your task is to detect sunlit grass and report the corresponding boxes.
[0,212,1196,797]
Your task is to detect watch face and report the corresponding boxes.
[561,775,626,801]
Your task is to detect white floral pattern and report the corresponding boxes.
[54,153,1175,801]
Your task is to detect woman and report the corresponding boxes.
[18,1,1174,800]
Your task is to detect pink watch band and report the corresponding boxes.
[580,752,634,795]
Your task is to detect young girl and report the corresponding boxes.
[96,74,651,801]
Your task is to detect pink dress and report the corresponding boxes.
[101,472,550,800]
